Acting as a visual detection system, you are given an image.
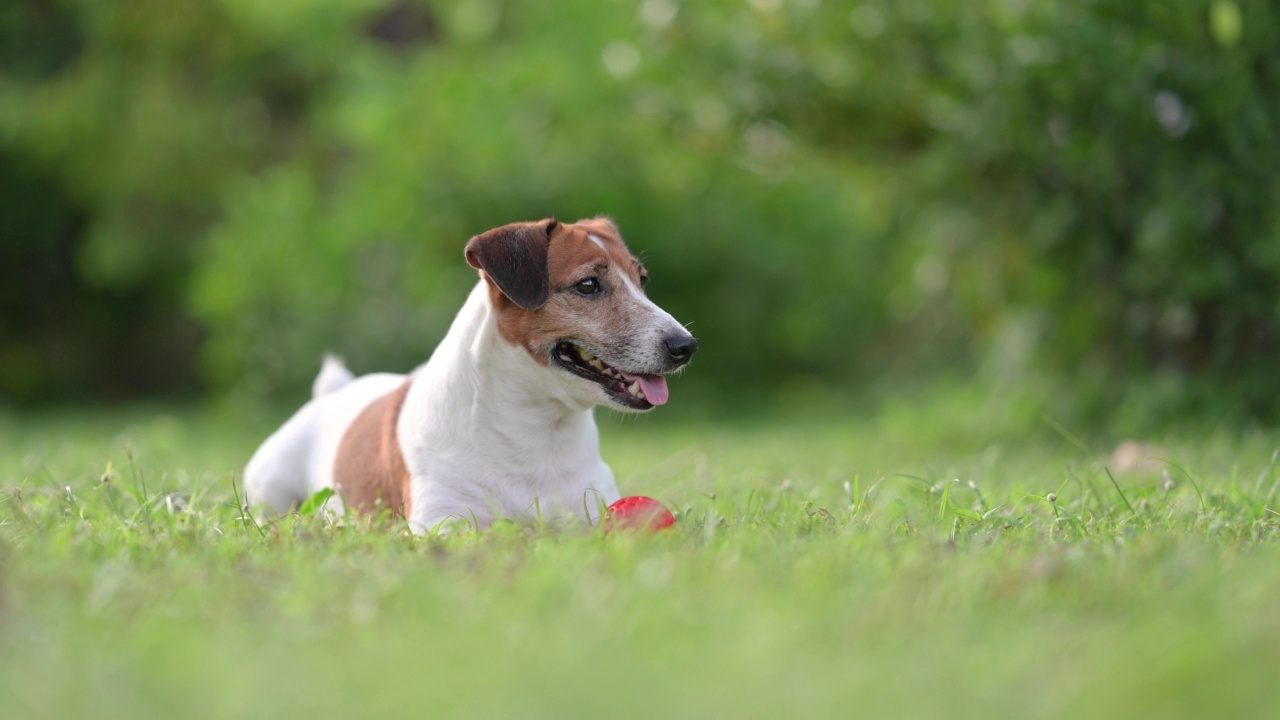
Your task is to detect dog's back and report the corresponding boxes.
[244,359,404,513]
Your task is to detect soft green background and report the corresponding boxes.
[3,0,1278,427]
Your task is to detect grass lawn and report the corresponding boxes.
[2,402,1280,718]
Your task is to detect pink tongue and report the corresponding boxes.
[620,371,669,406]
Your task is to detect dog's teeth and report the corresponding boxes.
[589,359,604,370]
[577,347,595,362]
[627,381,643,398]
[602,368,616,378]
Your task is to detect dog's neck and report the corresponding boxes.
[413,282,598,448]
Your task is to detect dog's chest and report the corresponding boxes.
[400,411,615,522]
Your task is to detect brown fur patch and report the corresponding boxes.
[333,381,412,519]
[482,217,648,363]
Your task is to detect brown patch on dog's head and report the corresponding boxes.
[464,217,649,364]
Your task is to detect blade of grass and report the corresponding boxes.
[1040,413,1091,455]
[1162,459,1206,512]
[228,474,265,539]
[1104,467,1137,516]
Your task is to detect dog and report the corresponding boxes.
[243,217,698,532]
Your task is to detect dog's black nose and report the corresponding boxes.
[664,333,699,366]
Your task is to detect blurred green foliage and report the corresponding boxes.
[2,0,1278,421]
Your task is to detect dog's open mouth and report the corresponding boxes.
[553,342,669,409]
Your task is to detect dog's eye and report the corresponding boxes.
[574,278,602,295]
[639,274,649,289]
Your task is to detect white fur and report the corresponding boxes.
[243,282,622,533]
[614,263,687,373]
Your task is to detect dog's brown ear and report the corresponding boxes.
[465,219,557,310]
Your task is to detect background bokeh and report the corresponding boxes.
[2,0,1277,427]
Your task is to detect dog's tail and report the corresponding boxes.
[312,354,355,398]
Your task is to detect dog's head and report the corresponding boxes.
[465,217,697,412]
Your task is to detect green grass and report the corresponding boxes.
[3,404,1280,719]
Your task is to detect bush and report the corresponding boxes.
[3,0,1278,423]
[650,0,1280,419]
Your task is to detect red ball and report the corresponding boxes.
[605,496,676,532]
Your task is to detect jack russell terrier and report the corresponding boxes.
[243,217,698,532]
